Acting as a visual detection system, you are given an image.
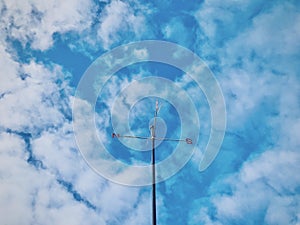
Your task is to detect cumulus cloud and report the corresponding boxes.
[97,0,147,49]
[0,41,148,224]
[0,1,154,220]
[1,0,299,224]
[188,2,300,224]
[0,43,96,223]
[0,131,106,225]
[0,61,69,133]
[0,0,151,54]
[204,149,300,225]
[220,1,300,72]
[194,1,300,127]
[0,0,170,224]
[0,0,95,50]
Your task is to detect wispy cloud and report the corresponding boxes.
[187,1,300,224]
[0,0,95,50]
[1,0,299,224]
[0,28,147,225]
[97,0,147,49]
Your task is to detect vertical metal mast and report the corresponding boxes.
[112,100,192,225]
[150,100,159,225]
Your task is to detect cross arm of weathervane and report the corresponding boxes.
[112,133,192,144]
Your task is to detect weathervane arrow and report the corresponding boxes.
[112,100,192,225]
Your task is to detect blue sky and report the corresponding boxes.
[0,0,299,225]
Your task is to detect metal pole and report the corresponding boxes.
[152,131,156,225]
[112,100,192,225]
[152,100,158,225]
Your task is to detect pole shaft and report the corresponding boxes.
[152,105,157,225]
[152,137,156,225]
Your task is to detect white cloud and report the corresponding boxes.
[65,1,154,56]
[97,0,146,49]
[0,38,150,224]
[194,1,300,128]
[0,0,94,50]
[220,2,300,71]
[190,147,300,225]
[162,17,190,46]
[1,0,299,224]
[189,207,222,225]
[133,48,149,59]
[189,2,300,224]
[124,193,151,225]
[32,123,148,223]
[0,44,21,94]
[190,70,300,225]
[220,68,275,127]
[0,132,106,225]
[195,1,300,74]
[0,59,68,133]
[213,150,300,224]
[265,196,299,225]
[99,184,140,222]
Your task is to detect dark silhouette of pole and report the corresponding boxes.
[151,126,157,225]
[112,100,192,225]
[151,101,158,225]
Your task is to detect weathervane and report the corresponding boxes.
[112,100,192,225]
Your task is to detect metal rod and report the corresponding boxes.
[112,100,192,225]
[152,128,157,225]
[113,134,190,143]
[151,100,158,225]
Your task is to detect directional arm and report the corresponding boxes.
[111,100,193,225]
[154,137,193,144]
[112,133,150,140]
[112,133,192,144]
